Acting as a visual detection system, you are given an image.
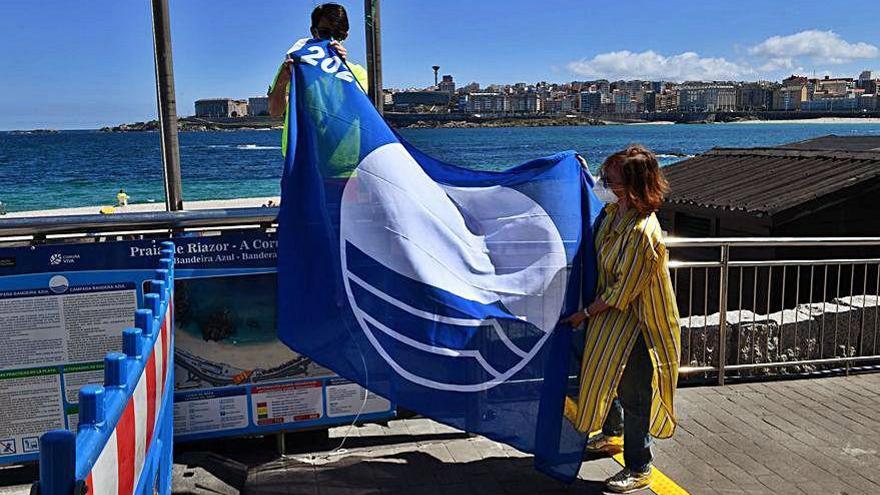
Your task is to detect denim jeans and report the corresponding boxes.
[601,332,654,473]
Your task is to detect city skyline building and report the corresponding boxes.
[196,68,879,119]
[438,75,456,95]
[194,98,248,118]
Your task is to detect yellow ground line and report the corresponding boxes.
[611,453,690,495]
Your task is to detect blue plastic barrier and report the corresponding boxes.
[33,242,176,495]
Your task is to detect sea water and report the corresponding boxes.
[1,122,879,213]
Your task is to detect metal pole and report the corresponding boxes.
[364,0,384,114]
[717,244,730,385]
[276,432,286,456]
[150,0,184,211]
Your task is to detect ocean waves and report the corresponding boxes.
[181,144,282,150]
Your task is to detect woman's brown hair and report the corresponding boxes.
[601,145,669,215]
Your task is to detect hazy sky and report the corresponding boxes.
[2,0,879,129]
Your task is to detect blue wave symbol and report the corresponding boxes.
[49,275,69,294]
[342,242,549,392]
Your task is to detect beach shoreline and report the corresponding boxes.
[723,117,880,125]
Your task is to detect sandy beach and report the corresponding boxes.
[727,117,880,125]
[174,326,300,374]
[1,196,281,219]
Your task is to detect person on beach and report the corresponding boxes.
[116,189,130,206]
[268,3,368,156]
[562,145,681,493]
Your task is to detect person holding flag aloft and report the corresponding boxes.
[268,3,368,157]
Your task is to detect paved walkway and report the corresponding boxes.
[175,373,880,495]
[658,373,880,495]
[3,374,879,495]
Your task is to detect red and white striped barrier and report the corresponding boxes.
[85,310,171,495]
[36,242,175,495]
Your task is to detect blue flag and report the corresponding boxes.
[277,40,603,482]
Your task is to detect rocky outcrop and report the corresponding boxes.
[100,117,283,133]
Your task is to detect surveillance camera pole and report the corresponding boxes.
[364,0,384,114]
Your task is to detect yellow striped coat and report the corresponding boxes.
[565,203,681,438]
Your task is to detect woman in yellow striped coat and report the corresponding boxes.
[563,145,681,494]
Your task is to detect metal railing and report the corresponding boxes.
[3,211,880,386]
[0,208,277,239]
[667,237,880,384]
